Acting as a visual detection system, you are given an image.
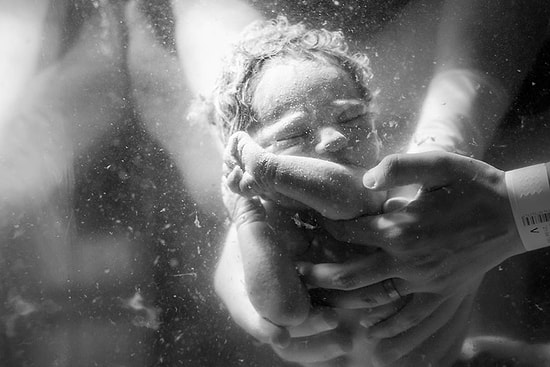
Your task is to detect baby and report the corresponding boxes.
[211,16,390,328]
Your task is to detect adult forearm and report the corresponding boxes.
[0,4,127,206]
[409,0,550,157]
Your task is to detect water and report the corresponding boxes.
[1,0,550,366]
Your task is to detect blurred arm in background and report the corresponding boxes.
[0,0,128,210]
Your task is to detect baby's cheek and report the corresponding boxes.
[348,133,380,168]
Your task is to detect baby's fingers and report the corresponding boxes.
[223,133,242,169]
[224,167,261,197]
[225,166,244,194]
[239,171,261,196]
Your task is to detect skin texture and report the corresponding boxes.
[305,152,525,294]
[247,0,550,361]
[215,217,479,366]
[225,131,384,220]
[229,193,311,326]
[222,58,385,327]
[299,152,525,349]
[217,57,477,366]
[206,0,550,365]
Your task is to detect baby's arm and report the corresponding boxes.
[224,187,310,327]
[224,132,385,220]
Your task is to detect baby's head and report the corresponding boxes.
[212,16,380,167]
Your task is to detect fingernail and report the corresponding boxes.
[363,171,376,188]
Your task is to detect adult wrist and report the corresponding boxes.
[408,69,509,158]
[505,163,550,252]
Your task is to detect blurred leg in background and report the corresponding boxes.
[0,1,156,366]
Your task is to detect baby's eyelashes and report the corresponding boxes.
[275,129,310,142]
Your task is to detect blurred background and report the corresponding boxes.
[0,0,280,365]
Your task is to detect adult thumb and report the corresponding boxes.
[363,151,458,190]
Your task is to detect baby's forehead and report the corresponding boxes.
[251,56,363,119]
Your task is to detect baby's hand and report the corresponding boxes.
[223,131,276,197]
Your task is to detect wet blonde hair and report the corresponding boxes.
[212,16,374,142]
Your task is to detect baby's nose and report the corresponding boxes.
[314,127,349,154]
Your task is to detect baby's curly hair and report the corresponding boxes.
[211,16,374,142]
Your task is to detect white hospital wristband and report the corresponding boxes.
[505,164,550,251]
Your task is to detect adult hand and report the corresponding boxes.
[300,151,525,333]
[217,185,354,364]
[378,287,477,367]
[307,274,480,366]
[215,216,477,366]
[214,224,355,365]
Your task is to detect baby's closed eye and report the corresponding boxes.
[274,127,311,147]
[334,99,370,125]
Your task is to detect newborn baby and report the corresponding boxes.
[211,16,390,328]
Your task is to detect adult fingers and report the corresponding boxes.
[298,253,403,293]
[364,293,444,338]
[273,329,353,364]
[320,211,416,247]
[362,151,468,191]
[289,308,339,338]
[433,332,471,367]
[357,298,410,328]
[308,279,407,309]
[372,292,465,365]
[388,294,474,367]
